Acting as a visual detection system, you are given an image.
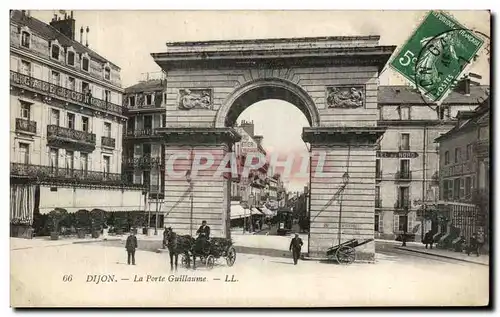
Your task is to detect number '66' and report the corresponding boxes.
[62,275,73,282]
[399,50,417,66]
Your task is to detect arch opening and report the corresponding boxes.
[215,79,319,128]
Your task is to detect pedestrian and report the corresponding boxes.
[477,230,485,255]
[423,230,434,249]
[289,233,303,265]
[126,230,138,265]
[467,233,479,257]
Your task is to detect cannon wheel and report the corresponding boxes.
[226,246,236,267]
[206,255,215,270]
[181,253,191,269]
[335,245,355,264]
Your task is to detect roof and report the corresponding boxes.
[124,80,166,93]
[435,97,490,143]
[378,85,489,104]
[11,10,119,69]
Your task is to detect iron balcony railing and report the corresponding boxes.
[47,125,96,146]
[395,170,412,181]
[375,199,382,209]
[101,136,116,149]
[394,200,410,210]
[10,71,123,115]
[122,155,164,169]
[10,162,143,188]
[123,129,161,138]
[15,118,37,134]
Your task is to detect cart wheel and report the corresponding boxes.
[181,253,191,269]
[206,255,215,270]
[226,246,236,267]
[335,246,355,264]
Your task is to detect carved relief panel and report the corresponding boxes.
[326,85,365,108]
[178,88,213,110]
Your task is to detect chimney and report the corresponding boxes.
[85,26,89,47]
[49,11,76,40]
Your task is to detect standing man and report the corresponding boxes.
[126,230,138,265]
[476,230,485,255]
[289,233,303,265]
[196,220,210,254]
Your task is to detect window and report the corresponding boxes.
[104,122,111,138]
[129,95,136,107]
[20,60,31,76]
[21,31,30,48]
[459,178,465,199]
[442,180,449,200]
[20,101,31,119]
[466,144,473,161]
[465,177,472,199]
[82,57,89,72]
[374,214,380,232]
[104,67,110,80]
[454,148,461,163]
[51,44,60,60]
[146,94,153,105]
[400,133,410,151]
[49,148,59,169]
[51,71,60,86]
[82,116,89,132]
[67,113,75,129]
[67,77,76,90]
[400,159,410,174]
[399,106,410,120]
[104,90,111,103]
[103,156,111,175]
[376,159,381,178]
[67,51,75,66]
[51,109,60,126]
[143,170,151,186]
[80,153,89,172]
[375,186,381,208]
[66,151,74,170]
[453,178,460,200]
[81,81,90,93]
[398,186,410,208]
[162,114,166,128]
[19,143,29,164]
[398,215,408,232]
[444,151,450,165]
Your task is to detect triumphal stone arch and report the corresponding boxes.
[152,36,396,261]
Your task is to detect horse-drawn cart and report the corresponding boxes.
[326,238,374,264]
[181,237,237,270]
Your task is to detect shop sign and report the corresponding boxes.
[377,151,419,159]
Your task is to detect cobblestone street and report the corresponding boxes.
[10,238,489,307]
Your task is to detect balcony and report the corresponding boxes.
[375,198,382,209]
[47,125,96,152]
[145,184,165,199]
[15,118,36,134]
[10,71,123,116]
[10,163,143,188]
[395,170,412,181]
[376,169,382,181]
[123,155,164,170]
[101,136,116,149]
[394,200,410,211]
[123,129,161,140]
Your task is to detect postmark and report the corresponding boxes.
[390,11,486,104]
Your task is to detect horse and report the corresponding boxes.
[164,229,195,271]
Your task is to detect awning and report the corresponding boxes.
[257,206,274,217]
[230,202,252,220]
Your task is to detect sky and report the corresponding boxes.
[29,10,491,192]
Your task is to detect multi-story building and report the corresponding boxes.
[375,82,489,241]
[435,96,490,245]
[122,75,167,227]
[10,10,143,232]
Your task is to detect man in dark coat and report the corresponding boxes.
[289,233,303,265]
[196,220,210,254]
[126,230,138,265]
[423,230,434,249]
[468,233,479,256]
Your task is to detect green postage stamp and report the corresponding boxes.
[390,11,485,103]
